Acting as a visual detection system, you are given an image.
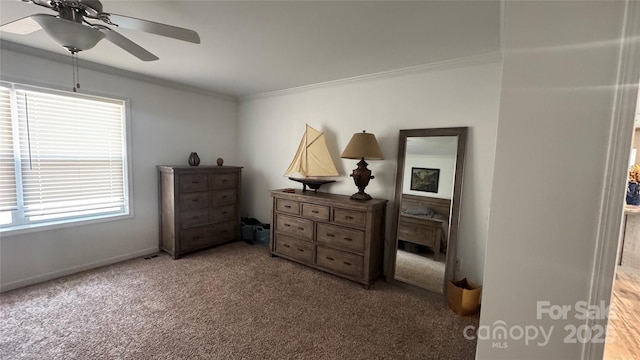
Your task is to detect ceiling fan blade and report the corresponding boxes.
[105,14,200,44]
[98,27,159,61]
[0,15,42,35]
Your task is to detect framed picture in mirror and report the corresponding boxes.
[410,167,440,193]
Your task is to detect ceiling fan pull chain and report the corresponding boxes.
[75,53,80,90]
[71,52,77,92]
[70,52,81,92]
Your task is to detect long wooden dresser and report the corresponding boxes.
[270,189,387,288]
[158,165,242,259]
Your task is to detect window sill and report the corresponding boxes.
[0,212,134,237]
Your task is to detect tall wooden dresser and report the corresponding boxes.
[270,189,387,288]
[158,165,242,259]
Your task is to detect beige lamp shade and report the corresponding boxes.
[341,131,384,160]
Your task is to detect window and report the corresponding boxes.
[0,81,130,232]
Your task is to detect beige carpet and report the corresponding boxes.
[394,249,446,294]
[0,241,478,360]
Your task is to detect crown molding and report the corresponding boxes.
[0,39,237,102]
[240,51,503,102]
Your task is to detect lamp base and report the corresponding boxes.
[349,158,374,201]
[350,191,372,201]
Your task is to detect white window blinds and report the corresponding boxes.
[0,87,17,212]
[0,82,129,230]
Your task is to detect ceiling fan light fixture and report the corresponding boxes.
[32,14,106,52]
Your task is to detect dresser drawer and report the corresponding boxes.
[301,203,330,221]
[212,220,237,243]
[211,189,236,206]
[210,173,237,189]
[274,234,313,264]
[316,223,365,253]
[398,217,436,247]
[180,175,208,193]
[181,209,209,229]
[275,214,313,240]
[180,227,212,251]
[316,246,364,279]
[211,205,235,222]
[333,208,366,228]
[276,199,300,215]
[180,192,209,211]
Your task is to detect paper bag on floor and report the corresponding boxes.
[447,278,481,316]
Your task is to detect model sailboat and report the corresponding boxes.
[284,124,339,192]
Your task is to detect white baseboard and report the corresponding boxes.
[0,247,159,293]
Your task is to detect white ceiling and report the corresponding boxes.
[0,0,501,98]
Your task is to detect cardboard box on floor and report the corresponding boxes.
[447,278,482,316]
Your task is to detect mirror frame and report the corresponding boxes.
[386,127,468,295]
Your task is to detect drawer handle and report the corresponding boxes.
[191,199,199,202]
[326,256,334,261]
[344,237,353,241]
[297,227,304,231]
[297,248,304,252]
[345,216,354,220]
[222,211,228,215]
[192,181,200,184]
[284,205,292,209]
[221,195,227,199]
[191,216,199,220]
[343,261,352,266]
[192,236,201,240]
[221,179,228,183]
[284,223,291,227]
[284,244,291,248]
[327,233,335,237]
[311,210,319,214]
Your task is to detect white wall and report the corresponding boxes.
[238,57,502,284]
[0,49,238,291]
[477,1,628,359]
[403,154,455,200]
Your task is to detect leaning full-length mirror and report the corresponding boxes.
[387,128,467,294]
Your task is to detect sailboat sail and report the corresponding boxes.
[285,124,339,178]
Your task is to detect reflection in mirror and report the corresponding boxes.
[388,128,467,295]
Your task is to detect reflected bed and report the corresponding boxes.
[397,194,450,261]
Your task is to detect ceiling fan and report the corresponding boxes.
[0,0,201,61]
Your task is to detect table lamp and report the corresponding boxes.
[341,130,384,200]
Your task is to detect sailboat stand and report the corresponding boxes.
[287,177,336,192]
